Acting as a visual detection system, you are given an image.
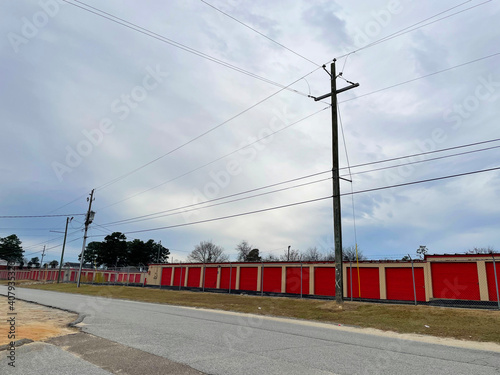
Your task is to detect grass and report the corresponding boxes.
[7,281,500,344]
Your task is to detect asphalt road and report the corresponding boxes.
[1,286,500,375]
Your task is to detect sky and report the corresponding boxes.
[1,0,499,264]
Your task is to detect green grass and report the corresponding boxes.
[11,281,500,344]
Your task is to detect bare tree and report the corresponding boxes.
[301,247,322,261]
[324,250,335,261]
[263,254,279,262]
[342,246,366,261]
[236,240,252,261]
[187,240,229,263]
[416,245,428,260]
[466,246,494,254]
[280,248,301,261]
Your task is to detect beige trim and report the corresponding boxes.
[310,265,314,295]
[281,266,286,293]
[184,267,189,287]
[257,264,262,292]
[424,262,433,301]
[477,261,489,301]
[199,265,204,288]
[381,263,425,268]
[170,266,174,286]
[235,266,240,290]
[379,265,386,300]
[342,262,348,297]
[216,266,221,289]
[426,256,490,262]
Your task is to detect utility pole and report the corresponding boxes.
[57,217,73,283]
[39,245,46,280]
[157,240,161,263]
[312,59,359,304]
[40,245,46,269]
[287,245,291,261]
[77,189,95,288]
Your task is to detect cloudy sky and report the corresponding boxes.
[1,0,499,264]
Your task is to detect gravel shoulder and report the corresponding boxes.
[0,296,78,346]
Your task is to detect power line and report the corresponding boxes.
[21,229,83,251]
[47,192,88,214]
[37,139,500,236]
[339,137,500,171]
[337,103,359,249]
[99,165,499,237]
[97,51,500,200]
[66,0,310,97]
[98,176,331,228]
[24,236,83,257]
[340,144,500,178]
[99,170,330,226]
[340,166,500,197]
[98,106,329,209]
[120,195,333,235]
[54,1,493,212]
[348,1,490,57]
[95,75,324,193]
[199,0,319,66]
[339,52,500,104]
[0,214,85,219]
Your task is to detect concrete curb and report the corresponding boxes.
[0,292,86,332]
[0,338,34,351]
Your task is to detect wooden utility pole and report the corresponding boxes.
[57,216,73,283]
[40,245,46,269]
[77,189,95,288]
[313,60,359,303]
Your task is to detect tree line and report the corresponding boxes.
[186,240,367,263]
[0,232,169,269]
[79,232,169,268]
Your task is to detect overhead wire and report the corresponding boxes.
[99,50,500,204]
[199,0,320,66]
[99,170,330,226]
[97,106,329,210]
[339,137,500,171]
[95,72,324,193]
[97,137,500,229]
[335,0,491,60]
[89,164,500,237]
[55,0,493,211]
[340,166,500,197]
[97,176,331,228]
[339,52,500,104]
[337,103,358,249]
[66,0,311,97]
[24,236,83,257]
[340,144,500,178]
[0,214,85,219]
[47,192,88,214]
[119,195,333,235]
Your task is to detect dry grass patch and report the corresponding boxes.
[17,282,500,344]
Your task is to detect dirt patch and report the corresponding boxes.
[0,296,78,345]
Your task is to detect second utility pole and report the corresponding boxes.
[77,189,95,288]
[313,59,359,304]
